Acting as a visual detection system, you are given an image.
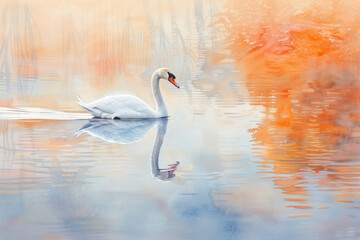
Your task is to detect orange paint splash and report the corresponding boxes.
[286,205,313,209]
[289,214,312,218]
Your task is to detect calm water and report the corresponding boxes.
[0,86,359,240]
[1,0,360,239]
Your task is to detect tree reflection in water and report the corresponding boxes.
[216,0,360,206]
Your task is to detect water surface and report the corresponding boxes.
[0,95,359,240]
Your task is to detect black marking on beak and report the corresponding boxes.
[168,72,176,80]
[168,72,179,88]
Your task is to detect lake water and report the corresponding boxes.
[0,81,359,240]
[0,0,360,239]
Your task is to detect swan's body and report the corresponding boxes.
[77,95,158,119]
[77,68,179,119]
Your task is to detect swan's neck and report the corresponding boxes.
[151,73,168,117]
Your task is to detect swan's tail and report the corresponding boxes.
[76,96,85,105]
[77,96,96,116]
[76,96,87,109]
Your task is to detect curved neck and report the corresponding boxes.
[151,72,168,117]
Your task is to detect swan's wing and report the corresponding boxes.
[86,95,156,119]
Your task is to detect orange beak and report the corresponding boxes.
[169,76,180,88]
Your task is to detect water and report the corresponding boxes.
[1,0,360,239]
[0,95,359,239]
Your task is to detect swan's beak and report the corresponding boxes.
[169,76,180,88]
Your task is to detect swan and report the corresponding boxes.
[77,68,179,119]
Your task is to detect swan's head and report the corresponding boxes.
[157,68,179,88]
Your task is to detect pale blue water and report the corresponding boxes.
[0,99,359,239]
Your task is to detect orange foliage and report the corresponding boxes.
[216,0,360,199]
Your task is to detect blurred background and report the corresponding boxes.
[0,0,221,111]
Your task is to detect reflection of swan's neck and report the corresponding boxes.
[151,120,167,177]
[151,72,168,117]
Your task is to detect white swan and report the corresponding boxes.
[77,68,179,119]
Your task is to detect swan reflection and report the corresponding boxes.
[76,118,179,180]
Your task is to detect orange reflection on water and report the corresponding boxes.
[216,0,360,207]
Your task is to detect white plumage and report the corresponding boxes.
[77,95,157,119]
[77,68,179,119]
